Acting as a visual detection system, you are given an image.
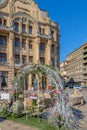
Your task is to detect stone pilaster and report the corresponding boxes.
[26,38,29,65]
[26,20,29,33]
[8,32,14,89]
[45,39,52,65]
[19,18,22,33]
[20,36,22,63]
[33,38,40,64]
[28,74,32,90]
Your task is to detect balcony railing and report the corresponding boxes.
[83,54,87,58]
[37,33,52,39]
[14,47,20,54]
[0,25,13,31]
[14,62,23,67]
[0,45,7,53]
[83,48,87,53]
[29,50,33,56]
[83,59,87,64]
[0,62,8,66]
[39,51,45,57]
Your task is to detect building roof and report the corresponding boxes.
[67,42,87,57]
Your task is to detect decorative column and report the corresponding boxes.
[33,38,40,64]
[19,18,22,33]
[45,39,52,89]
[26,20,29,34]
[45,39,52,65]
[20,36,22,63]
[8,31,14,89]
[26,38,29,65]
[28,74,32,90]
[54,45,57,68]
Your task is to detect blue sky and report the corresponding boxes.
[35,0,87,62]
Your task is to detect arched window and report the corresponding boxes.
[14,18,19,32]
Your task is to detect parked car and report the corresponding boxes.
[73,84,81,90]
[69,84,74,88]
[80,86,87,89]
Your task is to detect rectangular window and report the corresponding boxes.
[22,39,26,48]
[51,45,55,52]
[22,56,26,64]
[29,56,33,64]
[22,24,26,33]
[40,57,45,64]
[15,55,20,64]
[29,44,32,49]
[39,28,41,34]
[29,26,32,34]
[0,53,7,62]
[3,20,6,26]
[0,71,8,88]
[43,29,45,34]
[0,19,2,26]
[39,43,45,51]
[14,38,19,47]
[0,35,7,45]
[14,22,19,32]
[51,31,54,39]
[51,58,55,66]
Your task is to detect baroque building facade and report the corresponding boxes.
[66,43,87,85]
[0,0,60,90]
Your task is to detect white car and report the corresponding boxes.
[73,85,82,90]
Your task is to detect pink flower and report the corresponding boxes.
[55,89,63,95]
[55,112,60,118]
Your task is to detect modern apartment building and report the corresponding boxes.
[66,43,87,85]
[0,0,60,90]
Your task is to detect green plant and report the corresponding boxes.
[12,99,24,118]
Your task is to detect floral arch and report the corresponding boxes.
[14,64,76,128]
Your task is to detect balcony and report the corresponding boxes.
[83,54,87,58]
[22,49,26,55]
[0,25,13,32]
[0,45,7,53]
[39,51,45,57]
[0,62,8,66]
[83,48,87,53]
[14,62,23,68]
[29,49,33,56]
[14,47,20,54]
[83,59,87,64]
[37,33,52,39]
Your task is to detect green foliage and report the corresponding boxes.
[12,99,24,118]
[0,102,10,117]
[6,116,72,130]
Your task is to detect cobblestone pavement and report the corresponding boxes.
[74,88,87,130]
[0,119,40,130]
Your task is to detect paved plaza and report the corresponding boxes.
[75,88,87,130]
[0,119,40,130]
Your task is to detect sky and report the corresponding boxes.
[35,0,87,62]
